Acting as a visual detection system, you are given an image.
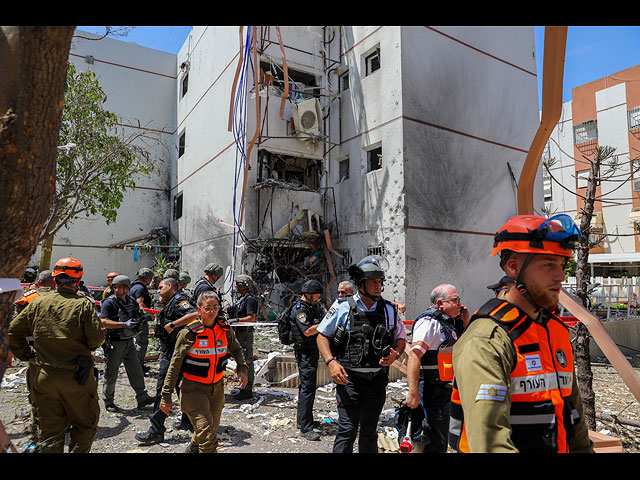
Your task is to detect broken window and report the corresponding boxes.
[178,130,186,158]
[367,145,382,172]
[365,47,380,76]
[173,191,183,220]
[259,61,318,101]
[339,157,350,182]
[181,72,189,98]
[258,150,321,191]
[365,245,385,257]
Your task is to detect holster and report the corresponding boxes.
[74,355,93,386]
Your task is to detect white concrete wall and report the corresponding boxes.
[400,26,541,318]
[32,29,177,288]
[596,83,635,254]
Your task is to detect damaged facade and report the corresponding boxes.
[41,26,543,319]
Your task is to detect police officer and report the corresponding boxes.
[227,274,259,400]
[12,269,55,447]
[404,283,468,453]
[159,290,249,453]
[99,275,155,413]
[8,258,105,453]
[102,272,118,301]
[449,214,594,453]
[164,268,180,280]
[129,267,154,373]
[290,279,325,441]
[135,277,199,444]
[317,255,406,453]
[191,263,224,305]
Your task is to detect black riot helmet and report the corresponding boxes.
[301,279,323,294]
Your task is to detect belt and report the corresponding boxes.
[345,368,387,381]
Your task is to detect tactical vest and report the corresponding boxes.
[449,298,581,453]
[130,280,152,308]
[412,308,462,382]
[182,319,230,384]
[107,295,142,341]
[289,300,320,348]
[331,296,397,369]
[156,292,191,346]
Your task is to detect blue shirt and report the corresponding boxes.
[317,293,406,341]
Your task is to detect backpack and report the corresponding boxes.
[276,300,297,345]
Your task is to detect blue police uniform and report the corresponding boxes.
[290,299,323,435]
[317,293,406,453]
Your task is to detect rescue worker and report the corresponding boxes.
[129,267,154,373]
[8,257,105,453]
[449,214,594,453]
[135,277,199,445]
[227,274,259,400]
[317,255,406,453]
[290,279,325,441]
[99,275,155,412]
[404,284,469,453]
[191,263,224,305]
[12,269,55,447]
[159,290,248,453]
[102,272,118,301]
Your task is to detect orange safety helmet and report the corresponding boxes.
[107,272,118,279]
[52,257,84,278]
[491,214,580,259]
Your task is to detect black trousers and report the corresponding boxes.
[419,378,452,453]
[149,340,190,434]
[333,370,388,453]
[294,346,319,433]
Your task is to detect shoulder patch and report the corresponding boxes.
[179,300,192,310]
[297,312,309,324]
[475,384,507,401]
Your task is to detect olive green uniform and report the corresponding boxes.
[13,286,54,446]
[9,289,105,453]
[161,323,248,453]
[451,316,593,453]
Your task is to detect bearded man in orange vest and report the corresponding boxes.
[449,214,594,453]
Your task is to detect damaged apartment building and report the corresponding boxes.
[48,26,543,319]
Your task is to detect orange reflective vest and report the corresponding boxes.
[449,298,581,453]
[14,289,41,307]
[182,320,229,385]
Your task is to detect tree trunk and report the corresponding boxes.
[0,26,75,385]
[573,155,600,430]
[38,235,54,272]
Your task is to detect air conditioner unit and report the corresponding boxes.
[291,98,322,138]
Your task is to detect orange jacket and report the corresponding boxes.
[450,298,580,453]
[182,320,229,384]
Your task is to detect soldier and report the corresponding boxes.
[290,279,325,441]
[99,275,155,413]
[12,269,55,447]
[449,214,593,453]
[178,271,191,296]
[191,263,224,306]
[135,277,199,444]
[227,274,259,401]
[159,291,248,453]
[8,258,105,453]
[129,267,154,373]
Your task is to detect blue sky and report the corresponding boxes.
[78,26,640,108]
[535,26,640,108]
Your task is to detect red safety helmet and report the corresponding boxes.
[491,214,580,259]
[52,257,84,278]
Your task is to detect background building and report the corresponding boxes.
[543,64,640,277]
